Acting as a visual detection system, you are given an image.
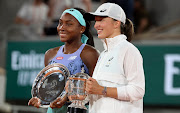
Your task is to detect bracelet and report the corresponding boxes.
[102,86,107,96]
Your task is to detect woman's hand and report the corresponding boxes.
[28,97,41,108]
[65,80,69,93]
[50,95,67,109]
[86,77,103,95]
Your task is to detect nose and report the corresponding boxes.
[57,24,64,32]
[94,21,99,30]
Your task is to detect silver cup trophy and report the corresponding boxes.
[67,67,89,113]
[31,63,70,108]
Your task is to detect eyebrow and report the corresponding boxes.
[59,19,74,22]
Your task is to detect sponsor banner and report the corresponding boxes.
[6,40,64,100]
[137,45,180,106]
[6,41,180,105]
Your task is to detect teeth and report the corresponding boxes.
[60,32,65,34]
[97,30,102,34]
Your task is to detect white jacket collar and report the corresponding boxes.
[102,34,127,51]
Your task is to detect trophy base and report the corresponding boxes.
[67,107,87,113]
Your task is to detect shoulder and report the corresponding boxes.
[81,45,100,57]
[115,39,142,58]
[127,42,140,53]
[19,3,31,10]
[40,3,49,11]
[24,2,34,8]
[119,39,139,51]
[80,44,99,65]
[45,46,60,55]
[80,44,99,76]
[125,41,143,59]
[42,3,49,9]
[44,46,61,66]
[17,3,33,16]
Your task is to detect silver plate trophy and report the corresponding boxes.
[31,63,70,108]
[67,67,89,113]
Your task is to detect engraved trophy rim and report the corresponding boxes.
[31,63,70,108]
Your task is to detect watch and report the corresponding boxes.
[102,86,107,96]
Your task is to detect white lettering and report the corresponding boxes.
[164,54,180,95]
[17,70,40,86]
[11,50,44,70]
[11,51,20,70]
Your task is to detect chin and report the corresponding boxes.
[97,35,105,39]
[60,38,67,42]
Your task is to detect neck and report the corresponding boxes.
[63,41,83,54]
[107,30,121,38]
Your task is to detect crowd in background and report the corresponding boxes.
[14,0,152,40]
[14,0,93,39]
[0,1,180,113]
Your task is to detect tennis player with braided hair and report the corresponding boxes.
[28,7,99,113]
[85,3,145,113]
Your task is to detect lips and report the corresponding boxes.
[60,33,66,37]
[97,29,103,34]
[59,31,67,37]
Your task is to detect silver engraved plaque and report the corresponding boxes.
[31,63,70,108]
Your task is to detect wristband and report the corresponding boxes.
[102,86,107,96]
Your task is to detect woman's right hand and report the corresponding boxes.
[65,80,69,93]
[28,97,41,108]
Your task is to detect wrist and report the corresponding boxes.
[102,86,107,96]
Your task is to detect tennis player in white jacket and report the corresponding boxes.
[85,3,145,113]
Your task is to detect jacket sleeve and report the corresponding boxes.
[117,46,145,102]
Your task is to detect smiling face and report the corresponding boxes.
[94,16,121,39]
[57,13,85,43]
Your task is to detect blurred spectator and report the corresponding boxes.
[70,0,92,12]
[15,0,49,39]
[44,0,70,35]
[46,0,69,21]
[44,0,92,36]
[103,0,134,21]
[133,0,151,34]
[70,0,93,35]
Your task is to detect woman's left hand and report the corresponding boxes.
[86,77,103,95]
[50,95,67,109]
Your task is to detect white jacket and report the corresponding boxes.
[89,35,145,113]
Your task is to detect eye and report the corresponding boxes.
[66,22,73,26]
[67,22,73,25]
[58,20,63,26]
